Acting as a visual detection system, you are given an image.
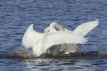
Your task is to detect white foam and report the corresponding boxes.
[11,48,36,58]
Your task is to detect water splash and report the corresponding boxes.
[98,49,107,56]
[1,46,107,59]
[98,44,107,55]
[11,48,36,58]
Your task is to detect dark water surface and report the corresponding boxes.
[0,0,107,71]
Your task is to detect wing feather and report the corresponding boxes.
[73,19,99,37]
[22,24,41,48]
[43,31,87,51]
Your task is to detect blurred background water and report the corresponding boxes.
[0,0,107,71]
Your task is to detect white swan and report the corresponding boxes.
[44,19,99,54]
[22,24,87,57]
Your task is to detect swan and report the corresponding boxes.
[22,24,87,57]
[44,22,65,33]
[44,19,99,54]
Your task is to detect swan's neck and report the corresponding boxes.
[50,22,64,31]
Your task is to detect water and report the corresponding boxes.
[0,0,107,71]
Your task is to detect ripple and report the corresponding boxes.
[3,48,107,59]
[0,0,107,71]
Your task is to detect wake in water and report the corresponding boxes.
[11,48,36,58]
[8,47,107,59]
[1,44,107,59]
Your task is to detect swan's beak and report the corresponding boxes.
[62,28,65,31]
[44,31,46,33]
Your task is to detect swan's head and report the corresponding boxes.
[44,27,50,33]
[44,22,65,33]
[50,22,65,31]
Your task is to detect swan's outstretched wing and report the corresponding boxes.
[73,19,99,37]
[22,24,41,48]
[43,31,87,51]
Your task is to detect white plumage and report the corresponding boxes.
[73,19,99,37]
[44,19,99,54]
[22,24,87,57]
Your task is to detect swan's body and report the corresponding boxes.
[22,24,87,57]
[44,20,99,54]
